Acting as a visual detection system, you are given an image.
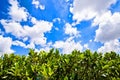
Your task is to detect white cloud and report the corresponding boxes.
[9,0,29,22]
[53,38,83,54]
[70,0,116,24]
[83,44,89,49]
[70,0,120,53]
[94,12,120,42]
[65,0,69,2]
[26,42,35,49]
[23,37,28,42]
[12,40,26,48]
[0,17,53,49]
[1,19,53,45]
[39,42,53,52]
[0,0,29,38]
[31,17,37,24]
[32,0,45,10]
[98,39,120,53]
[30,18,53,33]
[0,20,26,38]
[24,19,53,45]
[64,23,80,37]
[12,40,35,49]
[0,35,14,56]
[53,18,61,23]
[39,5,45,10]
[55,27,59,31]
[94,11,120,53]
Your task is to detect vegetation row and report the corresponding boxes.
[0,49,120,80]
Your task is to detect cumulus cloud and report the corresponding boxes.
[83,44,89,49]
[0,0,53,51]
[12,40,27,48]
[53,38,83,54]
[0,20,26,38]
[93,11,120,53]
[12,40,35,49]
[39,42,53,52]
[0,18,53,46]
[32,0,45,10]
[64,23,80,37]
[1,0,119,54]
[70,0,120,53]
[0,0,29,39]
[98,39,120,53]
[94,11,120,42]
[24,19,53,45]
[9,0,29,22]
[70,0,116,24]
[0,35,14,56]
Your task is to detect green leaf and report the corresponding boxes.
[102,65,109,70]
[64,76,68,80]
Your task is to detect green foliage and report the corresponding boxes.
[0,49,120,80]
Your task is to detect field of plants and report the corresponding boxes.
[0,49,120,80]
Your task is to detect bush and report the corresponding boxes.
[0,49,120,80]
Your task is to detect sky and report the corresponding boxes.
[0,0,120,55]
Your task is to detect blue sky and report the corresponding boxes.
[0,0,120,55]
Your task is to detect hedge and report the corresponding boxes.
[0,49,120,80]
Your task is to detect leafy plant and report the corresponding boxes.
[0,49,120,80]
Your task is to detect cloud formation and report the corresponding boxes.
[0,35,14,56]
[94,11,120,42]
[9,0,29,22]
[0,0,53,54]
[98,39,120,53]
[32,0,45,10]
[53,38,83,54]
[70,0,116,24]
[0,0,120,54]
[64,23,80,37]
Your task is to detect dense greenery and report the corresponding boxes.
[0,49,120,80]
